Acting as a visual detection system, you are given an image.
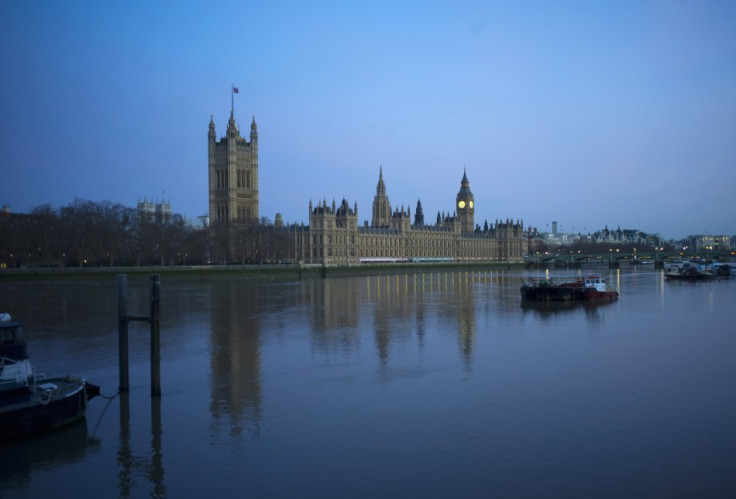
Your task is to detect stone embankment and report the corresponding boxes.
[1,261,523,280]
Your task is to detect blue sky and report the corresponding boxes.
[1,0,734,240]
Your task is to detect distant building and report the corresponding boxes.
[207,112,524,264]
[686,234,731,252]
[287,169,523,264]
[137,197,171,223]
[536,223,662,249]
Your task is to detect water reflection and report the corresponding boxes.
[414,275,427,351]
[2,268,735,497]
[209,282,262,444]
[117,392,132,495]
[371,274,416,365]
[116,393,166,498]
[0,419,98,489]
[363,271,479,370]
[306,278,360,356]
[519,300,614,324]
[150,396,165,498]
[456,272,476,371]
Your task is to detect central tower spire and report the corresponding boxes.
[371,166,391,228]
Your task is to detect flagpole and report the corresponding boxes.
[231,84,234,116]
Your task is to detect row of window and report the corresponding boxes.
[214,204,254,222]
[237,205,252,221]
[293,231,523,263]
[215,168,253,190]
[215,205,229,222]
[237,169,251,189]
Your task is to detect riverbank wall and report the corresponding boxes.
[0,262,524,281]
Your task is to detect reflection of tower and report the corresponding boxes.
[306,279,360,354]
[209,282,262,440]
[414,273,428,351]
[455,271,476,371]
[456,170,475,233]
[369,274,415,367]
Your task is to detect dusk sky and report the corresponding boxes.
[2,1,734,240]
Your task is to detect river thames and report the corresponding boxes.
[1,266,735,498]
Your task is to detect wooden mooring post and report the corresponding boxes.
[149,274,161,396]
[117,274,161,396]
[117,274,129,392]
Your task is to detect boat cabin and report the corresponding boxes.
[1,316,29,361]
[1,316,35,404]
[583,276,608,293]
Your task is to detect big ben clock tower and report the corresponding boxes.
[456,169,475,233]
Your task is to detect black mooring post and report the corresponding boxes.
[117,274,129,393]
[150,274,161,397]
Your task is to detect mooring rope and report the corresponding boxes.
[90,389,119,437]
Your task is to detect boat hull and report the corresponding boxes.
[664,271,713,280]
[0,377,95,440]
[520,285,580,301]
[580,289,619,301]
[521,286,618,302]
[521,275,618,302]
[663,261,719,280]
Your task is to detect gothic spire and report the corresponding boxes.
[376,166,386,196]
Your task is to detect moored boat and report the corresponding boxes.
[663,260,713,280]
[520,275,618,302]
[0,314,99,440]
[520,277,581,301]
[710,262,733,277]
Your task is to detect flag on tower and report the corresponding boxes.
[233,87,239,93]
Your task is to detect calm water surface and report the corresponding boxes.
[1,267,735,498]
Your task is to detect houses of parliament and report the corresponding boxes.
[208,110,525,265]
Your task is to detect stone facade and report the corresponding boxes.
[287,170,524,265]
[207,113,524,265]
[208,112,259,224]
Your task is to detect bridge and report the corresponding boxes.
[525,249,735,269]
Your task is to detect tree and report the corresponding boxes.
[4,199,213,268]
[29,204,59,266]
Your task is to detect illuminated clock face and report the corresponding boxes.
[458,200,466,209]
[469,201,474,209]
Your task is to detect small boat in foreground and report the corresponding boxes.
[1,314,99,440]
[521,275,619,302]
